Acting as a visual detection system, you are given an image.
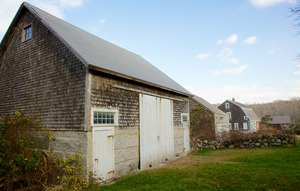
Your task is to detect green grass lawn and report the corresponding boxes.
[90,139,300,191]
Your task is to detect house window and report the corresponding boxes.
[181,113,189,123]
[234,123,239,130]
[229,123,232,129]
[93,112,114,124]
[243,123,248,130]
[24,26,32,41]
[227,112,231,119]
[225,102,230,109]
[244,116,248,120]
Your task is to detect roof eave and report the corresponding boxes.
[88,65,191,97]
[23,2,89,68]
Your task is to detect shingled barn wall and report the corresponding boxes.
[0,9,87,131]
[87,70,189,177]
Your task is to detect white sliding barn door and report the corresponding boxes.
[139,94,174,170]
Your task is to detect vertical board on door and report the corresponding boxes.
[92,127,115,181]
[139,94,174,170]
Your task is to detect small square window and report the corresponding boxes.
[181,113,189,123]
[225,102,230,109]
[24,26,32,41]
[244,116,248,120]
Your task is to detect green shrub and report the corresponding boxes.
[0,110,88,190]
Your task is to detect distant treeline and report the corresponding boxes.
[247,97,300,125]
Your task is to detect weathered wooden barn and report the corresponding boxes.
[190,95,229,143]
[265,116,292,129]
[0,2,191,181]
[218,99,259,132]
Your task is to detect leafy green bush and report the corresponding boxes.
[0,110,88,190]
[0,109,43,189]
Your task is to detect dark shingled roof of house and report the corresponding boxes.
[222,100,260,121]
[267,116,291,124]
[192,95,227,116]
[0,2,191,96]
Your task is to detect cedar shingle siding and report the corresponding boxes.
[0,10,86,130]
[219,102,246,130]
[89,70,189,130]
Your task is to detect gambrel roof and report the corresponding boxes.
[0,2,191,96]
[222,100,260,121]
[192,95,227,116]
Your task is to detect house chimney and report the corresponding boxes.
[232,98,235,102]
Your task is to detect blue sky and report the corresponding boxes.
[0,0,299,104]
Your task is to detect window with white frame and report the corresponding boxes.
[92,108,118,126]
[229,123,232,129]
[234,123,239,130]
[227,112,231,119]
[181,113,189,123]
[225,102,230,109]
[243,123,248,130]
[94,112,114,124]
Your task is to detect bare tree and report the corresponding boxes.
[291,1,300,35]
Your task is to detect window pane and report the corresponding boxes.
[103,118,106,123]
[98,113,102,119]
[97,118,102,124]
[94,119,97,124]
[25,26,32,40]
[94,113,97,119]
[111,118,114,124]
[102,113,107,118]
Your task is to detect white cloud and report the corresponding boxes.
[0,0,24,35]
[212,65,249,76]
[99,19,106,25]
[222,65,249,75]
[228,58,240,64]
[216,48,239,64]
[217,34,238,45]
[197,52,212,59]
[59,0,83,8]
[217,48,233,57]
[212,70,221,76]
[294,60,300,75]
[244,36,258,44]
[186,80,300,104]
[0,0,85,39]
[268,50,275,55]
[250,0,296,8]
[296,60,300,68]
